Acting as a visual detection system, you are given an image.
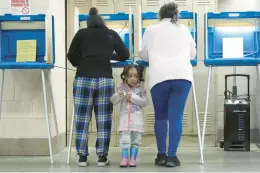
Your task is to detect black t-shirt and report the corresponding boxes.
[67,25,130,78]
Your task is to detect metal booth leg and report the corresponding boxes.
[41,69,53,164]
[67,104,75,164]
[257,65,260,87]
[256,65,260,148]
[48,71,61,153]
[192,78,204,164]
[0,70,4,122]
[201,66,212,164]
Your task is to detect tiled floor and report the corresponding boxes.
[0,146,260,172]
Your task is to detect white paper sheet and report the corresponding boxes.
[223,38,244,58]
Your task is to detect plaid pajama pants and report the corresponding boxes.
[73,77,114,157]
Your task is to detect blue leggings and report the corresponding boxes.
[151,79,191,157]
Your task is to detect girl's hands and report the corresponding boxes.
[127,92,132,101]
[118,90,124,97]
[118,90,132,102]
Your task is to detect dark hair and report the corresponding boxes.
[89,7,98,15]
[121,64,144,83]
[159,2,179,23]
[87,7,105,27]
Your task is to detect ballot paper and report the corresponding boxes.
[16,40,37,62]
[223,38,244,58]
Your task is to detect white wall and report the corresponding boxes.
[255,0,260,10]
[218,0,256,11]
[0,0,66,155]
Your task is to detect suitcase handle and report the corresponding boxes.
[225,74,250,99]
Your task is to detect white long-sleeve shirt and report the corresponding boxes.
[139,18,197,89]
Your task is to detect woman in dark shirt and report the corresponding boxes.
[67,7,130,167]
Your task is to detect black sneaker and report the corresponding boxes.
[165,156,181,167]
[155,153,167,166]
[97,156,110,167]
[77,155,89,167]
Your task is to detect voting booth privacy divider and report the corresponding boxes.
[66,7,135,164]
[0,14,55,68]
[0,13,59,164]
[204,12,260,66]
[136,11,198,67]
[77,11,134,67]
[202,11,260,160]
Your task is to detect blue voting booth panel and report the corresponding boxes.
[79,13,134,68]
[0,14,55,69]
[136,11,198,67]
[204,12,260,67]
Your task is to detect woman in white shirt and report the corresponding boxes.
[139,2,196,168]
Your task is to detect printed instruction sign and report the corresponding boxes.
[10,0,30,15]
[16,40,37,62]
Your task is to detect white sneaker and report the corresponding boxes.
[97,156,110,167]
[77,156,89,167]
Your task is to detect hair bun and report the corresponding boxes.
[89,7,98,16]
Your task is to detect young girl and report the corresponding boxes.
[110,64,148,167]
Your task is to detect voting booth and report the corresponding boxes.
[136,11,198,67]
[135,6,203,164]
[204,11,260,66]
[202,11,260,160]
[0,14,59,164]
[0,14,55,68]
[66,10,135,163]
[73,12,134,67]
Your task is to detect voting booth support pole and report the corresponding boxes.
[0,70,4,121]
[200,7,209,164]
[191,1,203,164]
[48,72,61,153]
[192,78,204,164]
[67,105,75,164]
[43,11,61,163]
[201,66,212,164]
[45,12,61,162]
[41,69,61,163]
[41,70,54,164]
